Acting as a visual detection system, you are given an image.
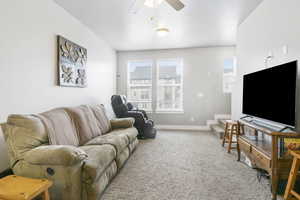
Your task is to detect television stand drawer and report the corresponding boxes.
[251,147,271,170]
[239,138,251,153]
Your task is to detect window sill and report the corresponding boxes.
[155,110,185,114]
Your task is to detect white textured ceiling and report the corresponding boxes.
[54,0,262,51]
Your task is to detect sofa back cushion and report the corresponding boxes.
[65,105,101,145]
[4,125,44,167]
[7,115,48,139]
[6,115,48,144]
[38,108,79,146]
[4,115,49,167]
[89,104,111,134]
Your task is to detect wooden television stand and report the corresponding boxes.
[237,119,300,200]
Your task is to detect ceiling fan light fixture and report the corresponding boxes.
[156,27,170,37]
[144,0,164,8]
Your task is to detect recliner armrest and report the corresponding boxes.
[24,145,88,166]
[126,111,146,124]
[110,118,135,129]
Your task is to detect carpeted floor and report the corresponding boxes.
[102,131,280,200]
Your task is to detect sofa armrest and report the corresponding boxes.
[110,118,135,129]
[24,145,88,166]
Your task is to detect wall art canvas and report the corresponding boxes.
[58,35,87,87]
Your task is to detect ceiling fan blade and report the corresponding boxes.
[165,0,185,11]
[129,0,145,14]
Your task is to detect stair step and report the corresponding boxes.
[211,124,225,139]
[218,119,226,127]
[211,124,224,133]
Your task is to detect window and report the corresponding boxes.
[127,61,153,111]
[223,58,236,75]
[127,59,183,113]
[223,58,236,93]
[156,59,183,112]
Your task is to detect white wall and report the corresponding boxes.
[117,47,235,126]
[0,0,117,172]
[232,0,300,129]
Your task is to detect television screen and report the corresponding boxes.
[243,61,297,127]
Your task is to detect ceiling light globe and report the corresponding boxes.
[156,28,170,37]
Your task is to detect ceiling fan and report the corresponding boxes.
[130,0,185,14]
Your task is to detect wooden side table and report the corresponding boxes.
[284,151,300,200]
[222,120,240,153]
[0,175,53,200]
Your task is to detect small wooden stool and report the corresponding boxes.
[284,151,300,200]
[0,175,53,200]
[222,120,239,153]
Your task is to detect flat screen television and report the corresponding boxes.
[242,61,297,127]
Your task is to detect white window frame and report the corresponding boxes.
[127,60,153,112]
[155,58,184,113]
[223,57,237,94]
[223,57,237,76]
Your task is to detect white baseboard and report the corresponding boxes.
[206,120,218,127]
[214,114,231,120]
[156,125,211,131]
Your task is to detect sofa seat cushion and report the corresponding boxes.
[79,145,116,184]
[110,127,138,143]
[129,138,139,153]
[115,147,130,169]
[84,134,129,155]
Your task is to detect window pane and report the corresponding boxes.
[224,58,234,74]
[129,61,152,85]
[128,61,152,111]
[158,60,182,84]
[128,86,152,101]
[157,86,182,110]
[223,57,236,93]
[129,101,152,111]
[157,59,183,111]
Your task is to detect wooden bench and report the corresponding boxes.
[0,175,53,200]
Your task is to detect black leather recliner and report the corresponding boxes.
[111,95,156,139]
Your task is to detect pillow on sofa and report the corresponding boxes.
[89,104,111,134]
[65,105,102,145]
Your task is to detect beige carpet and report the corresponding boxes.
[102,131,279,200]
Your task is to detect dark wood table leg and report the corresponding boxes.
[271,135,279,200]
[237,123,242,161]
[237,141,241,161]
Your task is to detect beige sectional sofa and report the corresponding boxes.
[1,105,139,200]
